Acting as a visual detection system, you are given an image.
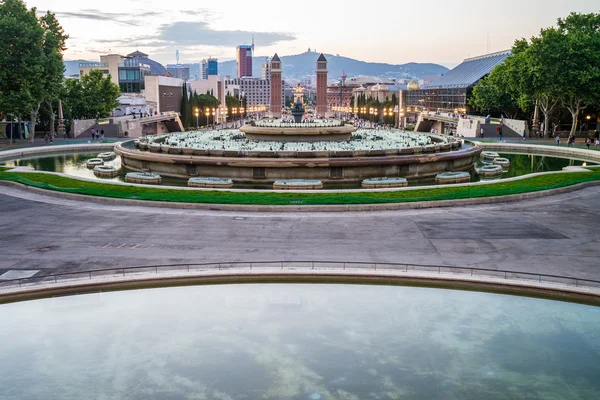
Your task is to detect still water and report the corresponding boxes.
[3,151,595,188]
[0,284,599,400]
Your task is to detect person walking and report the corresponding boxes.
[586,137,592,149]
[100,129,105,141]
[498,125,503,142]
[555,134,560,146]
[480,127,484,138]
[91,128,95,141]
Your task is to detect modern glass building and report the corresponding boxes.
[202,58,219,79]
[405,50,511,113]
[118,58,151,93]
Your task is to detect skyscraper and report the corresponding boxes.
[236,45,253,78]
[269,54,282,118]
[316,53,328,116]
[202,58,218,79]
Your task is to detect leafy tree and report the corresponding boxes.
[38,11,68,138]
[469,63,521,118]
[554,12,600,135]
[64,70,119,119]
[0,0,43,143]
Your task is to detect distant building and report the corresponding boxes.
[166,64,190,81]
[144,76,184,114]
[79,51,165,93]
[201,58,218,79]
[183,63,201,80]
[224,77,284,108]
[236,45,253,78]
[316,53,328,116]
[405,50,511,113]
[261,57,271,80]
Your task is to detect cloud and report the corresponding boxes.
[157,21,295,47]
[47,9,159,26]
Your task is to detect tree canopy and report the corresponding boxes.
[63,70,120,120]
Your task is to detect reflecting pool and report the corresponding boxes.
[0,284,599,399]
[2,151,596,189]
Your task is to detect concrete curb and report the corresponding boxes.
[2,269,599,304]
[1,178,599,212]
[0,143,117,163]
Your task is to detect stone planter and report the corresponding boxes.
[362,177,408,189]
[125,172,162,184]
[93,165,118,178]
[435,171,471,184]
[86,158,104,169]
[493,157,511,169]
[273,179,323,190]
[97,152,117,161]
[481,151,499,162]
[478,164,504,178]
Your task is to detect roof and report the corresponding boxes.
[127,50,148,58]
[421,50,511,89]
[317,53,327,62]
[271,53,281,62]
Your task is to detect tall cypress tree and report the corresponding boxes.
[180,84,189,128]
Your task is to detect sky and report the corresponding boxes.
[30,0,600,68]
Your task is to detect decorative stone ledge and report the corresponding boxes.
[188,177,233,188]
[125,172,161,184]
[86,158,104,169]
[478,165,504,178]
[493,157,511,169]
[96,152,116,161]
[436,171,471,184]
[362,177,408,189]
[273,179,323,190]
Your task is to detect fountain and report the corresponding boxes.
[116,121,480,185]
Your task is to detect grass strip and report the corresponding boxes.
[1,171,599,206]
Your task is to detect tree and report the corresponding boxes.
[64,70,119,120]
[0,0,43,143]
[469,63,521,118]
[180,84,189,127]
[38,11,68,139]
[554,13,600,135]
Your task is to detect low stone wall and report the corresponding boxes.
[479,142,600,163]
[116,141,480,183]
[0,143,116,163]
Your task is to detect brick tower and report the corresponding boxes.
[316,53,328,117]
[269,53,282,118]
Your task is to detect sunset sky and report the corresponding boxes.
[31,0,600,67]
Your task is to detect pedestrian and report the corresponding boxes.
[586,138,591,149]
[480,127,484,138]
[522,130,526,140]
[595,138,599,148]
[44,133,49,144]
[100,129,105,141]
[498,126,503,142]
[91,128,95,141]
[555,134,560,146]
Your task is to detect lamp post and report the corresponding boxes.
[194,107,199,130]
[586,115,591,132]
[204,107,209,129]
[212,107,216,129]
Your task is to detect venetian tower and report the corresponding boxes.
[316,53,328,117]
[269,53,282,118]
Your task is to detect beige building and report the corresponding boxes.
[79,54,124,85]
[144,76,184,114]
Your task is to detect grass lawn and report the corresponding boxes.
[1,170,599,206]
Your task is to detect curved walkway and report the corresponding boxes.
[1,183,600,297]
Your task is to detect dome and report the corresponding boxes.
[407,80,420,91]
[371,83,389,92]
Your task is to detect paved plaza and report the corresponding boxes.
[1,185,599,281]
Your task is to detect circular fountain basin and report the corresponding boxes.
[240,120,356,142]
[188,177,233,188]
[125,172,161,184]
[361,177,408,189]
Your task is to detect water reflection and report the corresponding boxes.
[0,284,598,400]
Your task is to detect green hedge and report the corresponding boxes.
[1,170,600,206]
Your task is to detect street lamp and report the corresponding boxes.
[204,107,209,129]
[194,107,199,130]
[212,107,216,128]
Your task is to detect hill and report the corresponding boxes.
[218,50,448,80]
[63,60,91,76]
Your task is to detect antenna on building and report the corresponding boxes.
[176,49,180,64]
